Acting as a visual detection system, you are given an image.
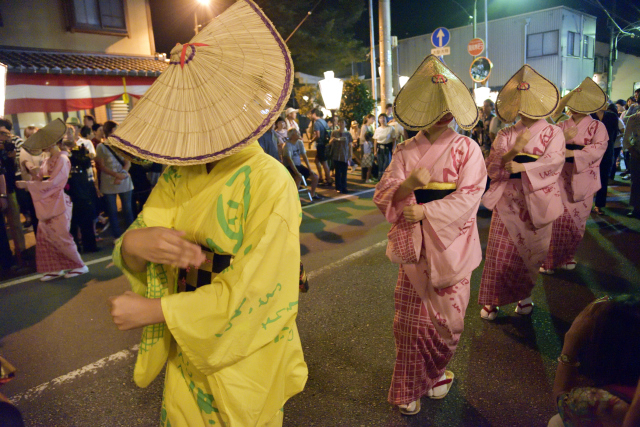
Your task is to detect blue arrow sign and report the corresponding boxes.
[431,27,450,48]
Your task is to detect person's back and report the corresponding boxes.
[314,118,329,147]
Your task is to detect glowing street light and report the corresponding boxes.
[194,0,210,35]
[318,71,344,115]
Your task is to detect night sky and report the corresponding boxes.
[150,0,640,58]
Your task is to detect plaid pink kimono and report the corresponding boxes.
[374,129,486,405]
[26,152,84,273]
[543,116,608,269]
[479,120,565,306]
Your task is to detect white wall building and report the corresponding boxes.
[395,6,598,96]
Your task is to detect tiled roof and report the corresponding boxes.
[0,47,169,76]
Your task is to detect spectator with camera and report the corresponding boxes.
[0,118,26,268]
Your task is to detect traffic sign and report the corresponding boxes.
[468,38,485,56]
[431,47,451,56]
[470,57,493,83]
[431,27,450,48]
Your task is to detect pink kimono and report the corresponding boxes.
[374,129,486,405]
[543,116,608,269]
[479,120,565,306]
[25,151,84,273]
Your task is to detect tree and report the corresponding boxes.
[338,77,376,126]
[254,0,368,75]
[294,85,323,115]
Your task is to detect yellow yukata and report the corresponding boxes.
[113,142,308,427]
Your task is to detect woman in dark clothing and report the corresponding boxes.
[592,104,619,214]
[64,140,98,252]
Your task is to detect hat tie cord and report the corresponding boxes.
[180,43,209,69]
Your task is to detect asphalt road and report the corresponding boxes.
[1,174,638,427]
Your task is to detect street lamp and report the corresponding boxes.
[318,71,344,118]
[195,0,210,35]
[0,62,6,118]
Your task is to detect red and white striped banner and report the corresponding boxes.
[5,74,157,114]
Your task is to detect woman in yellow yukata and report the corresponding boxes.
[106,1,307,426]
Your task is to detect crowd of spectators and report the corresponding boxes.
[0,115,161,277]
[257,104,411,197]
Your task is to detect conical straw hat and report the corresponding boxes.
[393,55,478,131]
[106,0,293,165]
[495,64,559,123]
[564,77,608,114]
[22,119,66,153]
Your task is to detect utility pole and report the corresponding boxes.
[379,0,393,110]
[484,0,489,87]
[607,0,616,97]
[368,0,378,113]
[473,0,477,91]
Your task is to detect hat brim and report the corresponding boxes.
[393,55,479,132]
[495,64,559,123]
[565,77,608,114]
[22,119,66,152]
[107,0,294,165]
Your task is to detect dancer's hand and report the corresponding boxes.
[505,161,525,174]
[108,291,164,330]
[121,227,206,271]
[514,129,531,151]
[564,126,578,142]
[403,204,425,223]
[15,180,27,189]
[407,168,431,190]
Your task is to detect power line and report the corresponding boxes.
[592,0,634,34]
[285,0,325,43]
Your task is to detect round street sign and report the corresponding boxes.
[468,38,485,56]
[431,27,450,48]
[470,56,493,83]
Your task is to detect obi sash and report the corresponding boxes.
[414,181,457,204]
[565,143,584,163]
[178,248,232,293]
[178,248,310,293]
[510,153,539,179]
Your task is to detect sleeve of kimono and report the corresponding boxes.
[521,125,566,192]
[373,146,415,223]
[25,156,69,202]
[422,140,487,250]
[159,178,303,375]
[574,121,609,174]
[112,166,180,296]
[485,128,511,181]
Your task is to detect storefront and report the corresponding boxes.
[0,47,167,136]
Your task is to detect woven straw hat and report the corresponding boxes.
[495,64,559,123]
[22,119,66,153]
[393,55,478,131]
[564,77,608,114]
[106,0,293,165]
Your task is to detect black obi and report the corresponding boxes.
[510,154,538,179]
[414,188,456,204]
[565,144,584,163]
[177,248,232,293]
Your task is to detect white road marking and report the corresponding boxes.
[306,239,387,280]
[0,255,113,290]
[10,345,139,404]
[7,237,389,403]
[301,188,374,209]
[0,189,376,290]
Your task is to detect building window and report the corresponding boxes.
[567,31,582,57]
[65,0,127,35]
[583,35,594,59]
[594,56,604,73]
[527,30,559,58]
